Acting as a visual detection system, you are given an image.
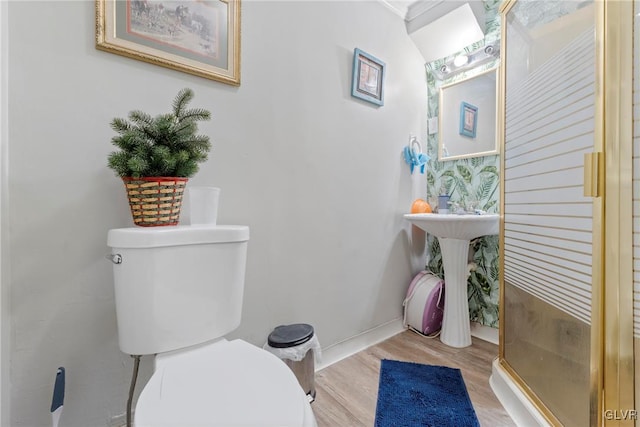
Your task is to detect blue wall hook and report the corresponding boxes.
[404,137,430,174]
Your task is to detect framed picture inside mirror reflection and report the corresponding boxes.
[351,48,385,106]
[459,102,478,138]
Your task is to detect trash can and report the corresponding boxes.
[265,323,319,402]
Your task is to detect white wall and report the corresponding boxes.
[0,1,9,426]
[6,1,427,426]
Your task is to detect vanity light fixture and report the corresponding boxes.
[431,42,500,80]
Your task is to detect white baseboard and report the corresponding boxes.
[315,318,405,371]
[470,322,498,345]
[489,359,551,427]
[316,320,498,372]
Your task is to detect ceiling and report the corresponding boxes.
[380,0,487,64]
[381,0,484,24]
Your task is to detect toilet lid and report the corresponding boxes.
[135,339,307,427]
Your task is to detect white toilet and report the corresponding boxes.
[107,224,318,427]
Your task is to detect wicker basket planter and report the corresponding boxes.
[122,177,188,227]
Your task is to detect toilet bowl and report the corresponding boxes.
[107,225,317,427]
[136,339,317,427]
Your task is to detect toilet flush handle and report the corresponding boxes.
[106,253,123,265]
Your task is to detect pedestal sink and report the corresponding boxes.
[404,213,499,348]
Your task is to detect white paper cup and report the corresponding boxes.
[188,186,221,225]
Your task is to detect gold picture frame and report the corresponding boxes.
[96,0,241,86]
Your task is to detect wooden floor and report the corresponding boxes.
[312,330,515,427]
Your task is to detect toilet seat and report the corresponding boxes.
[135,339,316,427]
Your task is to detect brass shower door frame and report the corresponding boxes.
[597,1,635,424]
[497,1,634,425]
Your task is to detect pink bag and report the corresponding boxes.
[403,271,445,337]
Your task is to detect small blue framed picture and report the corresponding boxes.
[351,48,385,106]
[459,102,478,138]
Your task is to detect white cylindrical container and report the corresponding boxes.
[189,186,221,225]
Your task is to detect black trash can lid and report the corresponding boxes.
[267,323,314,348]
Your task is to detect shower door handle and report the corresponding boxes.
[584,152,603,198]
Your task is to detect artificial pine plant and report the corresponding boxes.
[107,88,212,178]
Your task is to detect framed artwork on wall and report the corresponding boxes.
[351,48,385,106]
[95,0,241,86]
[459,102,478,138]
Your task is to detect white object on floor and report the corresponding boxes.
[404,213,499,348]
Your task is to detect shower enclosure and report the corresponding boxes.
[497,1,635,426]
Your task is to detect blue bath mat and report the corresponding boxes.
[374,359,480,427]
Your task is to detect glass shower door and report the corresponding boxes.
[501,2,596,426]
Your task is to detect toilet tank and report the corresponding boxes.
[107,225,249,355]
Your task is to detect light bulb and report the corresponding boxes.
[453,55,468,67]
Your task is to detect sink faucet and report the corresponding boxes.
[448,201,467,215]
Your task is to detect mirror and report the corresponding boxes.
[438,67,498,161]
